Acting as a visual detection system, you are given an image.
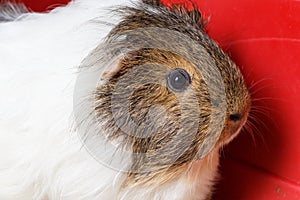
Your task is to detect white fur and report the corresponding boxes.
[0,2,28,22]
[0,1,219,199]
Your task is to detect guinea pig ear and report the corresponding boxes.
[101,59,122,79]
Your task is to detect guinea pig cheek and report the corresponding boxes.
[184,148,220,188]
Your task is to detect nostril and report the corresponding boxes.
[229,113,242,122]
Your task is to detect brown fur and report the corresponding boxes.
[93,0,250,190]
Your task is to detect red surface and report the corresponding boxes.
[173,0,300,199]
[15,0,300,199]
[215,158,300,200]
[15,0,70,12]
[189,0,300,199]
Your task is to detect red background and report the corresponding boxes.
[15,0,300,199]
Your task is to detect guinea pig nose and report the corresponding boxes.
[229,113,242,122]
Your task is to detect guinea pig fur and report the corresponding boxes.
[0,0,251,200]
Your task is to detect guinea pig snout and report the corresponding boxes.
[229,113,242,122]
[227,108,249,136]
[228,113,245,134]
[219,99,251,145]
[226,93,251,135]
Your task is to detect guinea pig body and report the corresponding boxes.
[0,0,250,199]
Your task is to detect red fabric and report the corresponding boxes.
[15,0,300,199]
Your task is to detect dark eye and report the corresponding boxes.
[166,68,191,92]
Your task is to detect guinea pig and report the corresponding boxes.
[0,0,250,200]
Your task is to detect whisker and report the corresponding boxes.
[250,84,275,96]
[251,96,283,102]
[247,118,266,142]
[249,109,272,119]
[246,114,271,152]
[219,144,226,158]
[250,108,279,130]
[248,77,273,91]
[242,124,256,147]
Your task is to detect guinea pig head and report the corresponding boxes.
[82,0,250,190]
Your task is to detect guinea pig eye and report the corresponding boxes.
[166,68,191,92]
